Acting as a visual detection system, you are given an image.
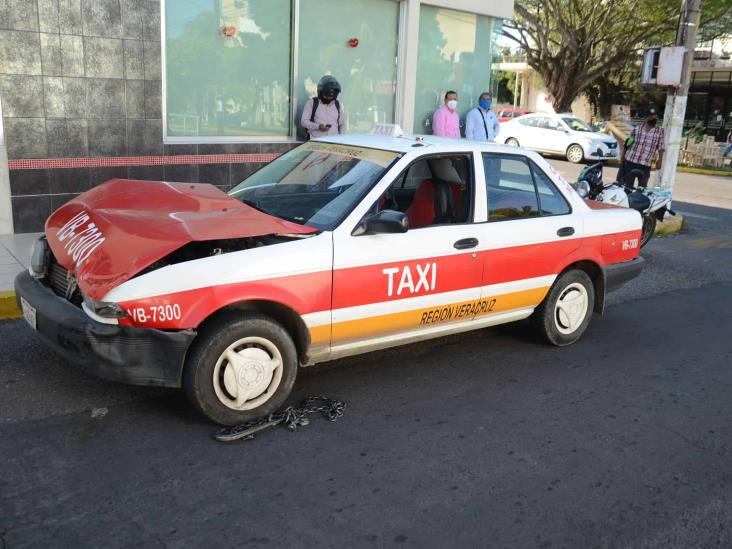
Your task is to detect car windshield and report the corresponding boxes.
[561,117,594,132]
[229,142,400,231]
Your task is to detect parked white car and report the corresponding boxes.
[500,113,619,163]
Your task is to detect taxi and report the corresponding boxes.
[15,126,644,425]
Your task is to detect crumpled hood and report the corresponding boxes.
[45,179,316,300]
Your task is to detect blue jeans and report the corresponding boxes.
[725,143,732,157]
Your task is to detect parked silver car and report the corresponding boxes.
[500,113,619,163]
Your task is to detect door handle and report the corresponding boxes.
[557,227,575,237]
[454,237,479,249]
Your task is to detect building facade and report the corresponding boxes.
[0,0,512,233]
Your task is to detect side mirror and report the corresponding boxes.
[352,209,409,236]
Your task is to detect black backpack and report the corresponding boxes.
[306,97,341,139]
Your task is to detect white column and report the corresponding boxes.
[396,0,420,133]
[0,95,14,235]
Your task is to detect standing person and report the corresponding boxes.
[723,129,732,157]
[621,108,665,189]
[432,91,461,138]
[301,75,346,139]
[465,92,500,142]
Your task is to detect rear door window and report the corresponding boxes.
[529,161,571,216]
[482,154,540,221]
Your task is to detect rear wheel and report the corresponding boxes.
[183,312,298,425]
[505,137,520,147]
[532,270,595,346]
[566,144,585,163]
[640,215,657,247]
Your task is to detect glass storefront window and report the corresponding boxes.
[297,0,399,139]
[165,0,291,138]
[413,6,502,134]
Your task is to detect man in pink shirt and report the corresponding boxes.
[432,91,460,137]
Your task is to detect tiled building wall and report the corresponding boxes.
[0,0,290,233]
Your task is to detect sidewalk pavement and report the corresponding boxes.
[0,232,40,318]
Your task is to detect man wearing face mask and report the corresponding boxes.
[621,107,665,189]
[432,91,461,138]
[301,75,346,139]
[466,92,500,142]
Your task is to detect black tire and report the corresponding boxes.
[531,270,595,346]
[183,312,298,425]
[566,144,585,163]
[505,137,520,147]
[640,215,656,248]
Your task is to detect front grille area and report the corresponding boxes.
[49,261,71,298]
[47,256,82,305]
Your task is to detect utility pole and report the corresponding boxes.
[660,0,702,196]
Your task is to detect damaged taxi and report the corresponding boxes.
[15,128,644,424]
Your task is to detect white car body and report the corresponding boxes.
[500,113,619,162]
[16,132,645,424]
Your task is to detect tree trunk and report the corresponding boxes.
[543,73,577,113]
[597,81,613,119]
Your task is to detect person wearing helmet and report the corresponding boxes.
[301,75,346,138]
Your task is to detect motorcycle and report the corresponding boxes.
[575,162,675,248]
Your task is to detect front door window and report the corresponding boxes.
[330,153,483,346]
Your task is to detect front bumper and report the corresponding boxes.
[604,256,644,292]
[15,271,195,387]
[587,145,618,160]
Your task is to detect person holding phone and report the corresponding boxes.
[301,75,347,139]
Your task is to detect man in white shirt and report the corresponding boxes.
[465,92,500,142]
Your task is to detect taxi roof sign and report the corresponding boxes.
[372,123,404,137]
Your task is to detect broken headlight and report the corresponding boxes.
[82,294,127,319]
[30,237,51,278]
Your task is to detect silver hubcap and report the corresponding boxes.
[568,146,583,162]
[554,282,589,335]
[212,336,283,411]
[507,139,519,147]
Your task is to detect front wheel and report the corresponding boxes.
[183,312,298,425]
[566,144,585,164]
[531,270,595,346]
[640,215,657,247]
[505,137,520,147]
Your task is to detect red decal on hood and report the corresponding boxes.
[45,179,316,300]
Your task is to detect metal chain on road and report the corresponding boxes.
[214,395,347,443]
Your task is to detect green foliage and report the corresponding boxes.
[496,71,517,104]
[504,0,732,113]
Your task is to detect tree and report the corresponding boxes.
[503,0,732,113]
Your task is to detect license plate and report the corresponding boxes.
[21,297,36,330]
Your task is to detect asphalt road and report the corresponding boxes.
[2,190,732,547]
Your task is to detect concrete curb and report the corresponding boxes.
[677,166,732,177]
[655,213,685,237]
[0,290,21,321]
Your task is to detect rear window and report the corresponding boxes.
[519,117,539,127]
[482,154,571,221]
